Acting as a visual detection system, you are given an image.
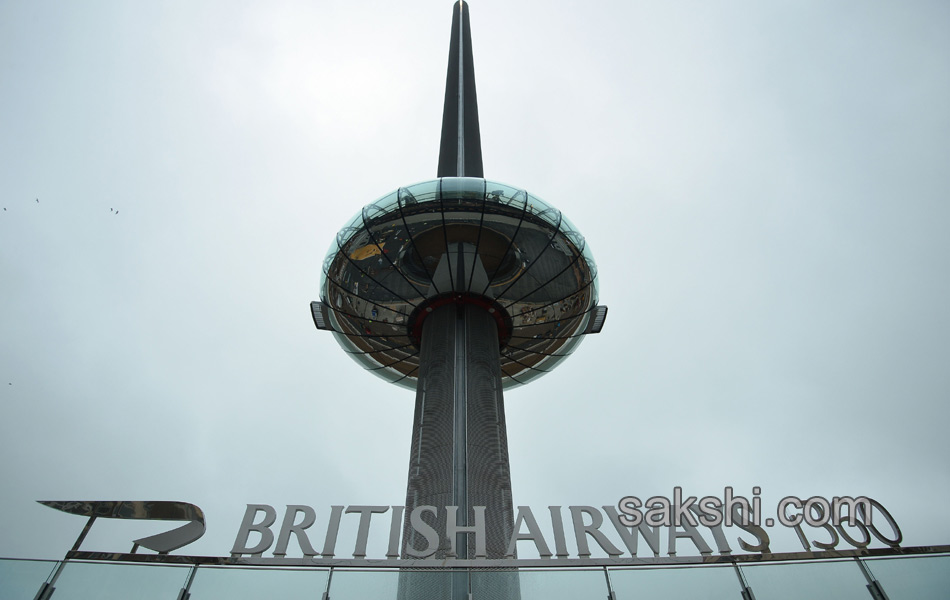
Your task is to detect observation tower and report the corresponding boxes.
[311,1,606,596]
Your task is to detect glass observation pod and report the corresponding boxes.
[315,177,605,390]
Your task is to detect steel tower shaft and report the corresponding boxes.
[400,3,518,598]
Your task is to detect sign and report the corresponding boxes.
[38,494,905,563]
[228,500,904,560]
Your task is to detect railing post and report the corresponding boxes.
[175,564,198,600]
[322,565,333,600]
[854,557,890,600]
[33,515,99,600]
[33,557,70,600]
[732,562,756,600]
[32,581,55,600]
[603,565,617,600]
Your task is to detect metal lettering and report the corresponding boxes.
[505,506,552,558]
[387,506,405,558]
[231,504,277,556]
[345,506,390,558]
[273,505,318,557]
[569,506,622,558]
[858,498,903,548]
[40,500,206,555]
[667,520,712,556]
[405,505,440,558]
[446,506,487,558]
[549,506,570,558]
[602,505,661,557]
[690,505,732,555]
[731,504,771,554]
[321,505,345,558]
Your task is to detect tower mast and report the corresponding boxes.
[438,0,484,178]
[400,5,517,597]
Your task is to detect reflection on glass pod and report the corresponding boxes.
[319,177,601,390]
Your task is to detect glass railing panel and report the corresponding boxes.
[326,568,404,600]
[469,569,520,599]
[473,568,608,600]
[9,555,947,600]
[0,558,57,600]
[741,559,870,599]
[865,555,950,599]
[52,560,189,600]
[609,565,739,599]
[189,565,328,600]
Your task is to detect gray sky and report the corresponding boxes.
[1,0,949,560]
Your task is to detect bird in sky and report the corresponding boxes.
[35,198,39,203]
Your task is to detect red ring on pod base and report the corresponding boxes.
[408,293,513,350]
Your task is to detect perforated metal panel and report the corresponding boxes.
[399,304,520,599]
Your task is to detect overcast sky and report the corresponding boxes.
[1,0,949,561]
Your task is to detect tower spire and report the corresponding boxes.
[437,1,483,178]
